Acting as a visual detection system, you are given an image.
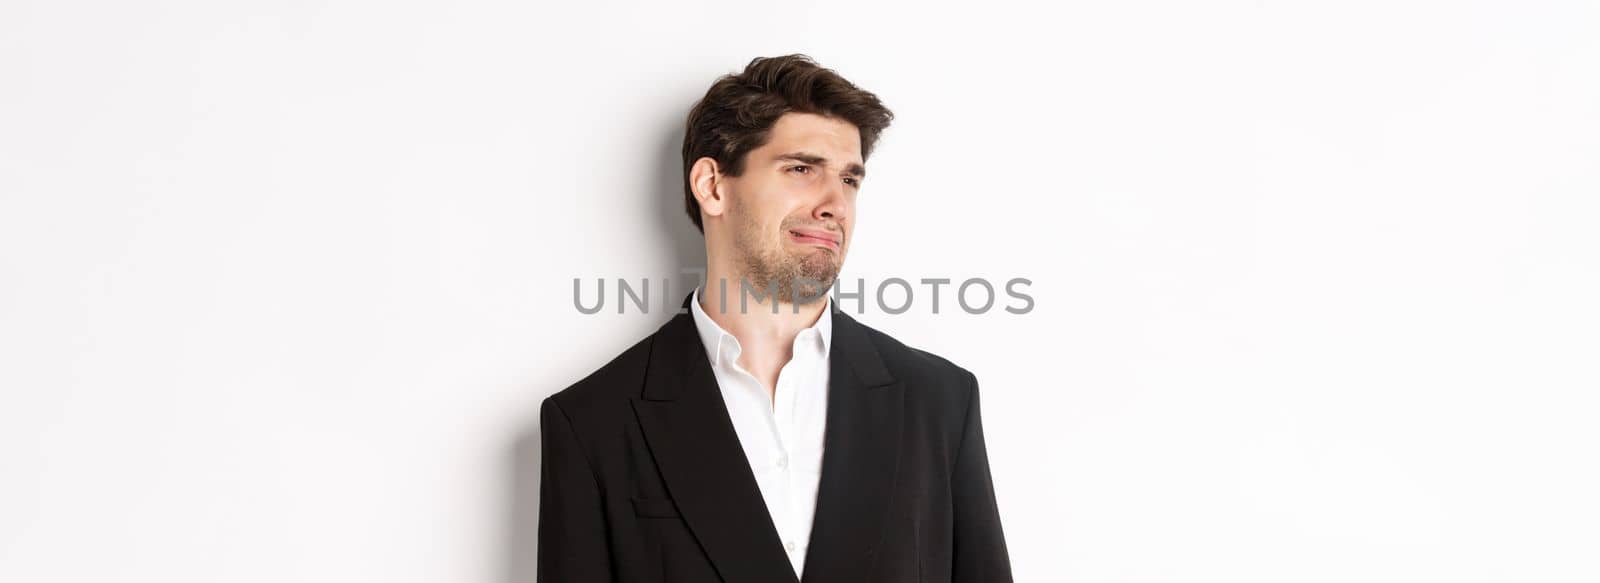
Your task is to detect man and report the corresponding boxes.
[539,54,1013,583]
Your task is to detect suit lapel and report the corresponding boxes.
[800,305,904,582]
[632,292,903,583]
[633,293,799,583]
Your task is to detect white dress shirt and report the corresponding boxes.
[688,286,833,580]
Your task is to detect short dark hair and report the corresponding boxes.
[680,54,894,233]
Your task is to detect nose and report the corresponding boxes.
[814,175,847,224]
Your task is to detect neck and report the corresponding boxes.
[698,265,829,354]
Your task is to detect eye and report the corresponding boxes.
[788,165,812,175]
[843,177,860,187]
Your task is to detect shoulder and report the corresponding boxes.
[843,314,979,409]
[543,327,655,422]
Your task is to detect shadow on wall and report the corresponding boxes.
[502,117,706,583]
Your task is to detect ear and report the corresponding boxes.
[689,156,728,221]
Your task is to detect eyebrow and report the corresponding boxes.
[774,151,867,180]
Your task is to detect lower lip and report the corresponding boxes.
[789,231,839,250]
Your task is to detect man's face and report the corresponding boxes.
[718,112,864,304]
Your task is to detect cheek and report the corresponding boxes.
[729,192,774,229]
[739,183,796,224]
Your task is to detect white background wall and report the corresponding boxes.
[3,1,1597,581]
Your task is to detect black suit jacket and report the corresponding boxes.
[538,292,1013,582]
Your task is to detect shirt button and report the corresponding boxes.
[776,456,788,469]
[784,540,796,552]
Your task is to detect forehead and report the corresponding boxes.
[755,112,863,164]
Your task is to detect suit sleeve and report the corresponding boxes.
[537,396,614,583]
[951,370,1015,582]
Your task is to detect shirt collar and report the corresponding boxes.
[689,286,833,369]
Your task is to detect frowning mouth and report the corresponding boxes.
[788,229,840,251]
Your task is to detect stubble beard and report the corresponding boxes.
[733,217,840,306]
